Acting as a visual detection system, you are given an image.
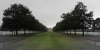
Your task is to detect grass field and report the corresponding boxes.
[12,32,86,50]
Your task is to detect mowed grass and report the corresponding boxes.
[13,32,86,50]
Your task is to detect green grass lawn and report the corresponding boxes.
[13,32,86,50]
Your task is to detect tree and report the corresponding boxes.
[72,2,93,36]
[2,3,47,35]
[53,2,94,36]
[2,3,32,35]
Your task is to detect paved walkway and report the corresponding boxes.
[0,32,100,50]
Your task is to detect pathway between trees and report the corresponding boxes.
[0,32,100,50]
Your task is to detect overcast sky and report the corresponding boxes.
[0,0,99,28]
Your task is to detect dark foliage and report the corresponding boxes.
[53,2,94,36]
[1,3,47,35]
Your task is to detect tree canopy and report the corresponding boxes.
[53,2,94,36]
[1,3,47,35]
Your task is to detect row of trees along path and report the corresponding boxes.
[53,2,94,36]
[1,3,47,35]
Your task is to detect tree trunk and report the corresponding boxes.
[15,30,18,35]
[24,29,26,35]
[74,29,76,35]
[14,31,16,35]
[29,30,31,35]
[82,29,84,36]
[70,29,71,34]
[67,30,68,34]
[12,31,13,35]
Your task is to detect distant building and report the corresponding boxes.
[48,28,53,32]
